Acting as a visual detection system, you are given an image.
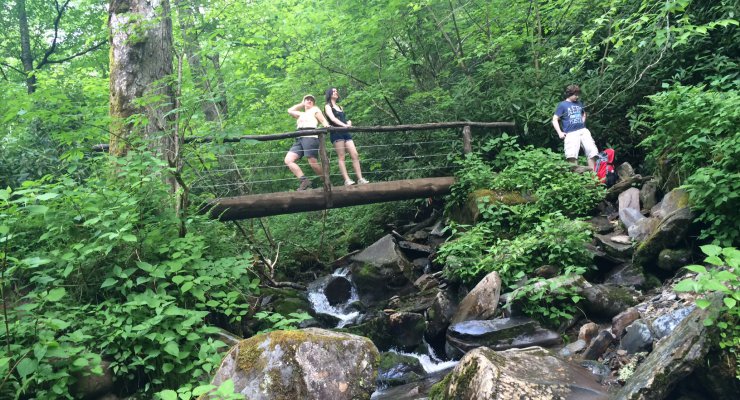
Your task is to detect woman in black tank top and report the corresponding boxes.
[324,88,368,185]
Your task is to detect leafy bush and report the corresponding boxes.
[674,245,740,378]
[635,85,739,245]
[440,214,593,286]
[0,151,256,398]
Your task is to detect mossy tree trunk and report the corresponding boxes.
[108,0,177,162]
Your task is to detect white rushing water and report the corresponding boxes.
[307,267,361,328]
[389,339,458,374]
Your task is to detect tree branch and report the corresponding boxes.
[36,0,71,69]
[43,40,107,65]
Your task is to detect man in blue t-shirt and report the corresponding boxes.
[552,84,599,169]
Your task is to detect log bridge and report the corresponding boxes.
[200,121,514,220]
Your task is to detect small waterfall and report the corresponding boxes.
[390,339,458,374]
[307,267,362,328]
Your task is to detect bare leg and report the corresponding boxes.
[307,157,323,176]
[333,140,351,182]
[587,156,596,170]
[284,152,304,178]
[345,140,364,180]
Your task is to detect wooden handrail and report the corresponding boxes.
[91,121,514,151]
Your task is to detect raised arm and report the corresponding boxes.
[287,103,303,119]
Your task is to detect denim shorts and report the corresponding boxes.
[288,137,320,159]
[330,131,353,144]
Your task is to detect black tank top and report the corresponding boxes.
[328,105,347,126]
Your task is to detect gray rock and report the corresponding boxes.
[612,308,641,338]
[580,360,611,383]
[628,216,661,242]
[350,235,414,305]
[582,330,616,360]
[582,284,639,319]
[436,346,609,399]
[604,263,647,289]
[657,248,692,271]
[617,162,635,180]
[614,294,721,400]
[211,328,379,400]
[397,241,432,258]
[633,207,693,270]
[559,339,588,358]
[413,274,439,291]
[620,320,653,354]
[377,351,425,387]
[652,306,695,339]
[425,290,456,340]
[324,276,352,306]
[606,174,647,202]
[639,179,659,211]
[72,360,115,400]
[650,189,690,219]
[450,270,502,324]
[594,233,634,260]
[388,312,426,352]
[619,188,641,215]
[446,317,561,359]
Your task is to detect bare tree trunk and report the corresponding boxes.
[17,0,36,94]
[108,0,176,162]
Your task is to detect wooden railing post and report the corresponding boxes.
[318,131,333,208]
[462,125,472,154]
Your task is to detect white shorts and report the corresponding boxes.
[564,128,598,159]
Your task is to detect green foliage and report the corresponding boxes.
[512,265,587,326]
[635,85,739,245]
[440,213,593,288]
[674,245,740,378]
[0,151,257,398]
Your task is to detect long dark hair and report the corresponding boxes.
[325,88,341,111]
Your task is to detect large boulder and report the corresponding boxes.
[430,346,608,399]
[450,271,502,324]
[324,276,352,306]
[639,179,659,211]
[377,351,425,387]
[210,328,379,400]
[632,208,693,270]
[445,317,561,359]
[350,235,415,305]
[581,284,639,319]
[388,312,426,352]
[425,290,456,341]
[614,294,721,400]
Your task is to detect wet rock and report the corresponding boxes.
[640,179,659,212]
[628,216,661,242]
[210,328,379,400]
[604,263,647,289]
[590,216,616,235]
[350,235,415,305]
[582,284,639,319]
[612,308,641,338]
[398,241,432,258]
[559,339,588,358]
[446,317,561,359]
[594,233,634,260]
[633,206,693,270]
[388,312,426,352]
[433,346,608,399]
[580,360,611,383]
[377,352,425,387]
[425,290,456,341]
[450,271,502,324]
[579,322,600,344]
[650,189,690,220]
[651,305,695,339]
[614,294,721,400]
[412,258,430,273]
[324,276,352,306]
[617,162,635,180]
[606,174,647,202]
[657,248,692,272]
[582,330,616,360]
[620,320,653,354]
[413,274,439,291]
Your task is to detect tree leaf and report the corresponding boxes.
[164,341,179,357]
[45,288,66,302]
[16,358,38,379]
[101,278,118,288]
[158,389,178,400]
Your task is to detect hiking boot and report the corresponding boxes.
[344,179,356,186]
[297,179,312,191]
[357,178,369,184]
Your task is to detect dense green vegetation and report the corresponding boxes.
[1,0,738,397]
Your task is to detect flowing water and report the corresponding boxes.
[307,267,361,328]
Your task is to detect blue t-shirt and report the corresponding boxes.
[554,100,586,133]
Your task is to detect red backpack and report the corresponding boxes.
[594,148,617,187]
